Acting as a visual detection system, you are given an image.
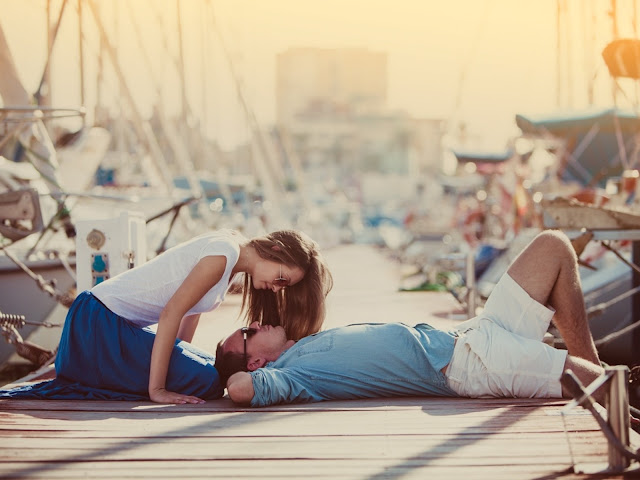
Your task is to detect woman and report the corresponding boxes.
[1,229,333,403]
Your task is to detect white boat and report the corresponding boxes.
[0,20,204,369]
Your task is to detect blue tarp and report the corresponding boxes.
[515,107,640,187]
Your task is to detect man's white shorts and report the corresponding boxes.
[446,273,568,398]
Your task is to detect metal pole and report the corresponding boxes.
[606,365,630,471]
[466,250,476,318]
[633,241,640,366]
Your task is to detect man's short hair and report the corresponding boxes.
[214,341,248,385]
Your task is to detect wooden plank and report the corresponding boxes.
[0,396,570,413]
[0,417,598,438]
[0,403,601,432]
[0,443,604,459]
[2,460,632,480]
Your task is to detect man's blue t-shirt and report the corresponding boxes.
[250,322,457,407]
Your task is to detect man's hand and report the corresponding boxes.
[227,372,255,405]
[149,387,205,404]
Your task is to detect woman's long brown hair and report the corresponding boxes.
[240,230,333,340]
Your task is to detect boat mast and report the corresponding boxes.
[175,1,189,132]
[41,0,52,108]
[611,0,619,106]
[77,0,85,127]
[206,0,289,228]
[555,0,562,108]
[86,0,176,195]
[124,0,213,221]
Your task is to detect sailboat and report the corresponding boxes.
[0,2,214,371]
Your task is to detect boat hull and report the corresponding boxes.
[581,261,634,366]
[0,255,76,368]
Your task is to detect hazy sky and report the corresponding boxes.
[1,0,637,150]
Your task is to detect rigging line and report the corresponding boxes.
[145,0,197,125]
[635,0,639,42]
[35,0,69,102]
[0,245,66,302]
[70,4,142,119]
[86,0,176,195]
[122,1,210,216]
[565,0,574,108]
[537,124,594,184]
[450,0,494,120]
[611,78,640,117]
[594,317,640,349]
[126,6,165,105]
[556,0,563,107]
[584,0,597,105]
[0,312,62,329]
[126,1,210,208]
[601,240,640,275]
[613,111,630,170]
[610,132,639,170]
[200,0,209,132]
[77,0,85,120]
[635,0,639,104]
[175,0,189,123]
[205,0,284,194]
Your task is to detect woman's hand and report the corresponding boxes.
[149,387,205,404]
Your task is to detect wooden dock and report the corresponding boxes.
[1,243,639,479]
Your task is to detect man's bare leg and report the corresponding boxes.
[506,230,600,365]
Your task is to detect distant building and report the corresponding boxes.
[276,47,388,125]
[275,47,445,181]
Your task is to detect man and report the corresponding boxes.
[215,230,605,407]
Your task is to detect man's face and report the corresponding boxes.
[222,322,290,369]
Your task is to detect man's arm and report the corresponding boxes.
[226,371,255,405]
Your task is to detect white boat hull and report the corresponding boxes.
[0,254,76,367]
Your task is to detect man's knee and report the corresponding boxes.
[529,230,577,267]
[535,230,574,254]
[509,230,576,287]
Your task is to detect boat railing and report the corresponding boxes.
[0,105,86,123]
[0,310,58,367]
[0,106,86,148]
[562,367,640,473]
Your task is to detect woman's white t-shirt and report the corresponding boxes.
[91,230,243,327]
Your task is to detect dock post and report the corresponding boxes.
[606,365,630,471]
[633,240,640,366]
[466,250,476,318]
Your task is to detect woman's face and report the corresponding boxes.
[251,260,305,292]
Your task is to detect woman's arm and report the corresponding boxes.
[177,314,201,343]
[227,372,255,405]
[148,255,227,404]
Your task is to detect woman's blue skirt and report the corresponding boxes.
[0,291,224,400]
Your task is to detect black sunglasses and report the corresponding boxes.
[241,327,258,368]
